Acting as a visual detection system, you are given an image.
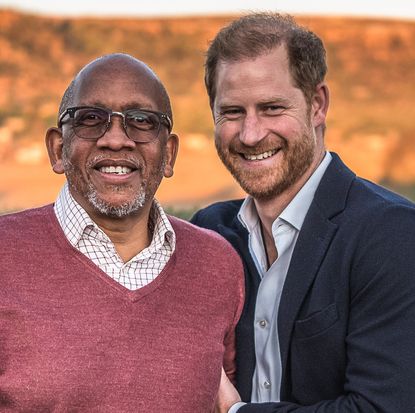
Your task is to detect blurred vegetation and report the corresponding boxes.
[0,10,220,135]
[0,9,414,204]
[165,206,198,221]
[1,11,413,138]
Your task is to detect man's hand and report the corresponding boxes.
[214,367,242,413]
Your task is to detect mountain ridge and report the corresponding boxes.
[1,9,414,210]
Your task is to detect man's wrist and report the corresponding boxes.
[228,401,247,413]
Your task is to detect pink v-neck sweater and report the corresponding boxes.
[0,205,244,412]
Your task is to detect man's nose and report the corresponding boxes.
[96,114,136,150]
[238,113,267,146]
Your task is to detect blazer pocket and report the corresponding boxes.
[294,303,338,339]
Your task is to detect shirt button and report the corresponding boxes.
[263,380,271,389]
[259,319,267,328]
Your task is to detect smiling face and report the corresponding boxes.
[46,56,178,221]
[213,45,327,200]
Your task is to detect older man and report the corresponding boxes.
[0,53,244,412]
[192,13,415,412]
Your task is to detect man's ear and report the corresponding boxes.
[45,127,65,174]
[163,133,179,178]
[311,82,329,129]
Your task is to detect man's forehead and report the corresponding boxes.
[72,61,163,109]
[76,59,156,90]
[217,45,289,71]
[78,55,155,80]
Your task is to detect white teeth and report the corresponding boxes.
[244,150,277,161]
[99,166,132,175]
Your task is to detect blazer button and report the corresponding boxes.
[259,319,267,328]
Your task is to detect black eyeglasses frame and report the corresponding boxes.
[58,105,172,142]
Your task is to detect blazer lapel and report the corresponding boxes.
[277,153,355,397]
[278,205,338,394]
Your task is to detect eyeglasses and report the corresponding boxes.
[58,106,172,143]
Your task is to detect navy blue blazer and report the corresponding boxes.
[191,153,415,412]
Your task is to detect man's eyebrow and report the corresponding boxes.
[257,97,291,106]
[216,102,242,109]
[216,97,291,109]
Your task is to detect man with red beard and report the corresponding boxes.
[0,54,244,412]
[191,13,415,413]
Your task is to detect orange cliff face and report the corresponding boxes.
[0,11,414,212]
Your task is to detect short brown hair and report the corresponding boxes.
[205,12,327,107]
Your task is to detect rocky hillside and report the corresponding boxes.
[0,10,414,210]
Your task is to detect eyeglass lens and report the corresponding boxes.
[71,107,162,142]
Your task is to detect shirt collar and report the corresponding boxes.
[54,183,95,247]
[147,197,176,255]
[238,151,332,232]
[54,182,175,252]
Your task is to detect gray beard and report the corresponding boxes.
[86,182,146,218]
[62,152,147,219]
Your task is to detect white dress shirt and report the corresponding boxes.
[229,152,332,412]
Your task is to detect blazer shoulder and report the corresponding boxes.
[347,177,415,220]
[190,199,244,230]
[332,176,415,249]
[169,214,234,247]
[316,153,414,221]
[168,215,244,271]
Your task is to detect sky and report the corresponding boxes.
[0,0,414,20]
